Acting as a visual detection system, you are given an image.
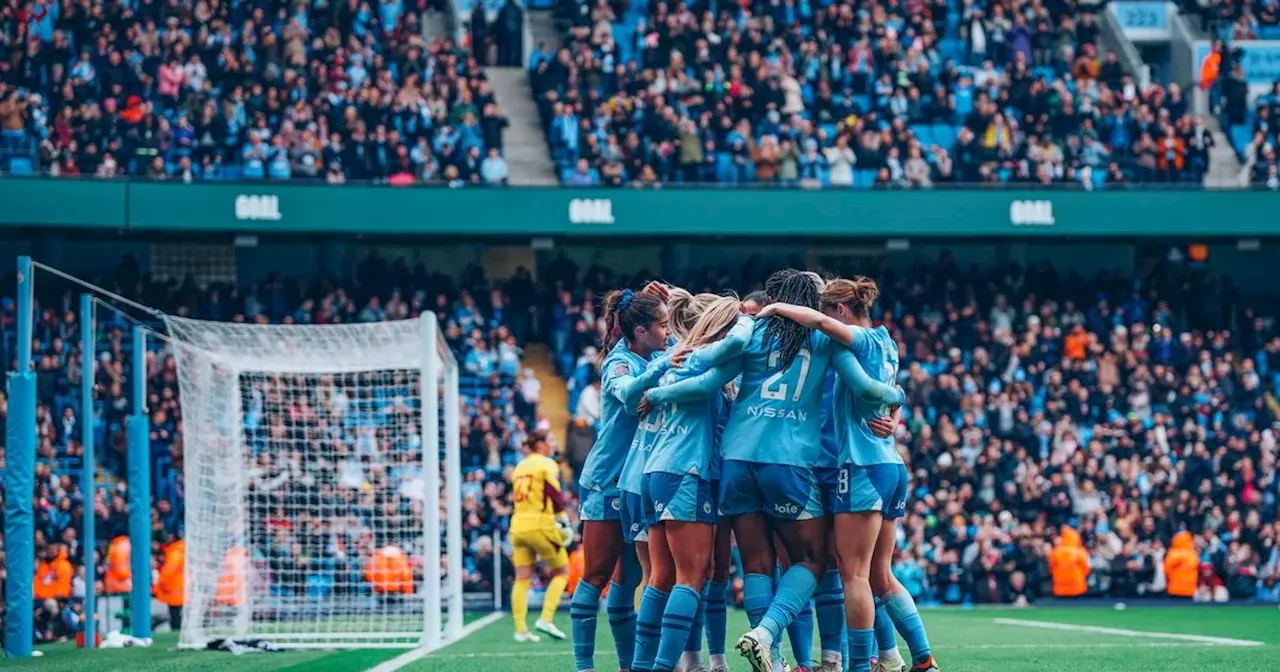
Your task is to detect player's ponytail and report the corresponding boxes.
[821,276,879,319]
[763,269,821,369]
[680,294,741,350]
[666,287,704,340]
[598,288,663,366]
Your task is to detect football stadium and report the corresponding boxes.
[1,0,1279,669]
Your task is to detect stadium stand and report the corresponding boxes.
[0,0,514,184]
[2,244,1279,646]
[0,254,542,640]
[551,252,1280,605]
[529,0,1216,187]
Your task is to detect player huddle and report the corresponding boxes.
[510,269,939,672]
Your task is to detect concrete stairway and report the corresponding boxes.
[422,7,451,43]
[1203,116,1247,188]
[488,67,558,185]
[527,10,563,51]
[522,343,569,448]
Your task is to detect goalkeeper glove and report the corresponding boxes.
[556,514,575,546]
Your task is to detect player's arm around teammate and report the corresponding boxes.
[637,297,742,672]
[572,287,670,672]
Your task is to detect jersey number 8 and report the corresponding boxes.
[761,348,812,402]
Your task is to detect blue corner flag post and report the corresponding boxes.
[127,325,152,639]
[80,293,97,648]
[5,256,36,657]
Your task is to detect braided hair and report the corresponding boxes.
[762,269,821,369]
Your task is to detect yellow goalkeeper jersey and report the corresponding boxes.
[509,453,564,535]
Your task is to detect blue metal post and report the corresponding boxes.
[127,326,152,639]
[4,256,35,657]
[80,294,97,648]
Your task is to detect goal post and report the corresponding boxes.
[166,313,464,650]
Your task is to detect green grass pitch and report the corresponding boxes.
[6,606,1277,671]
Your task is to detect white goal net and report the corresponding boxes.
[166,314,464,649]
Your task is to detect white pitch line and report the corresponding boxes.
[426,641,1225,660]
[366,612,506,672]
[991,618,1266,647]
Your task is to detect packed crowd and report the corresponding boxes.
[0,0,513,184]
[0,252,540,641]
[550,251,1280,604]
[531,0,1215,187]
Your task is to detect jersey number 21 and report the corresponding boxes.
[761,348,812,402]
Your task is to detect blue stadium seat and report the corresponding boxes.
[933,124,958,149]
[7,157,34,175]
[1231,125,1253,155]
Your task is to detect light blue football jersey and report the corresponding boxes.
[618,353,674,494]
[818,369,839,469]
[643,366,728,480]
[579,340,652,492]
[837,325,903,466]
[654,320,905,468]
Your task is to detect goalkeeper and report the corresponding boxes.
[509,429,574,642]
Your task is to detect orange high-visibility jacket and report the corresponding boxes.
[214,546,247,607]
[1049,526,1090,597]
[34,548,73,600]
[104,536,132,595]
[1164,531,1199,597]
[367,545,415,595]
[154,540,186,607]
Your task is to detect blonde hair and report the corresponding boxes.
[667,288,719,340]
[820,276,879,319]
[681,295,742,350]
[679,294,742,398]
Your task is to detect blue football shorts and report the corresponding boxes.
[718,459,824,521]
[644,472,717,525]
[831,462,909,519]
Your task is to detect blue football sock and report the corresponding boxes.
[758,565,818,646]
[743,573,774,629]
[633,586,670,672]
[654,585,700,672]
[814,570,845,660]
[570,581,602,671]
[786,602,814,667]
[705,579,729,656]
[607,581,638,669]
[684,584,706,654]
[883,591,931,665]
[847,627,875,672]
[744,572,779,660]
[873,599,898,656]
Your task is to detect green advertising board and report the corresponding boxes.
[1,179,1277,237]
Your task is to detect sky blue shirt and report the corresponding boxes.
[618,352,674,494]
[818,369,839,469]
[838,325,903,466]
[643,366,729,481]
[649,319,905,468]
[579,340,652,492]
